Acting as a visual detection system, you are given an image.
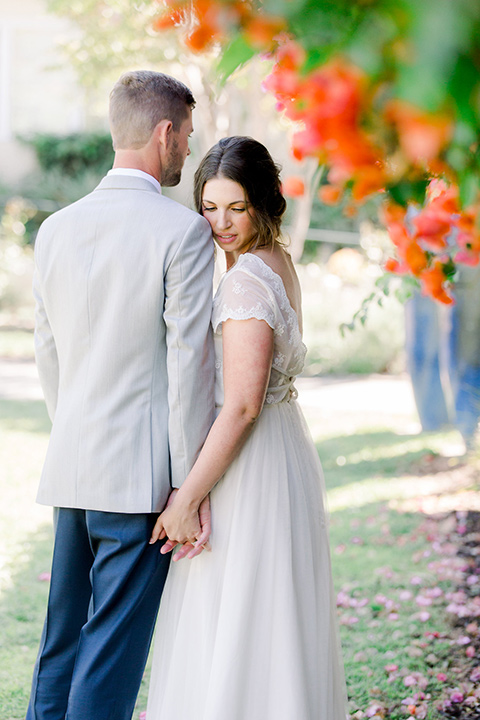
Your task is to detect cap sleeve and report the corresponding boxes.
[212,267,276,334]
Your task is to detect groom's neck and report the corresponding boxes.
[113,148,161,184]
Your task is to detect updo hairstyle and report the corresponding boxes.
[193,136,287,250]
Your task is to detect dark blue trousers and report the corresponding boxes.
[26,508,170,720]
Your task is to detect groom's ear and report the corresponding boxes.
[155,119,173,149]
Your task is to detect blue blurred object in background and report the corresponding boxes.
[405,265,480,447]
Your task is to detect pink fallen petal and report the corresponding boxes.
[437,673,447,682]
[470,667,480,682]
[365,702,385,718]
[404,675,417,687]
[425,587,443,598]
[457,635,471,645]
[450,690,464,703]
[416,595,433,607]
[336,591,350,608]
[466,646,476,658]
[139,713,147,720]
[418,611,430,622]
[411,576,422,585]
[384,664,398,673]
[37,572,51,582]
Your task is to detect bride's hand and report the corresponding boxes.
[150,491,201,548]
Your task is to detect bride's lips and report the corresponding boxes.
[215,234,237,243]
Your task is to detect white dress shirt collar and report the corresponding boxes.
[107,168,162,194]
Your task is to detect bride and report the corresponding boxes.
[147,136,348,720]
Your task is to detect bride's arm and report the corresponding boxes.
[150,316,274,550]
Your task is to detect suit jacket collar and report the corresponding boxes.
[94,175,161,194]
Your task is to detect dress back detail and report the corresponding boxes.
[212,253,307,406]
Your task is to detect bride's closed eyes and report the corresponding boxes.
[202,204,247,213]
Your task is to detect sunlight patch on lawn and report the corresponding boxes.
[343,432,462,466]
[328,467,478,513]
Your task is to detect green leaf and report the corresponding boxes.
[442,257,457,280]
[262,0,308,19]
[216,35,256,83]
[386,178,428,208]
[394,277,419,303]
[394,0,474,112]
[459,169,480,207]
[375,273,392,295]
[448,55,480,127]
[303,47,333,74]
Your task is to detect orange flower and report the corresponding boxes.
[282,176,305,197]
[272,40,306,72]
[404,241,428,275]
[420,262,454,304]
[319,184,343,205]
[381,201,407,225]
[413,211,450,249]
[153,0,186,30]
[387,221,412,252]
[185,24,218,51]
[243,15,287,50]
[385,100,453,166]
[351,166,385,202]
[384,257,408,274]
[153,12,181,30]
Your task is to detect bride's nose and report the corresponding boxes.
[216,211,232,230]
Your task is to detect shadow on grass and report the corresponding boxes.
[317,430,463,491]
[0,523,53,720]
[0,399,51,434]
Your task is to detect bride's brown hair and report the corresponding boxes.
[193,136,287,250]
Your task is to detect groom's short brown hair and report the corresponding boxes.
[109,70,195,150]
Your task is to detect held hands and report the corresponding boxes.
[150,491,211,562]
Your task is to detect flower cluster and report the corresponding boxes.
[153,0,285,53]
[263,43,385,209]
[152,0,480,305]
[383,181,480,304]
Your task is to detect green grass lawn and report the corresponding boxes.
[1,390,478,719]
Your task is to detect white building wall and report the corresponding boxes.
[0,0,99,185]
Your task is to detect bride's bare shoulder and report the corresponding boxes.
[251,247,291,277]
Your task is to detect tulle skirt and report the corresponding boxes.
[146,399,347,720]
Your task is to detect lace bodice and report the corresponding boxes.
[212,253,307,406]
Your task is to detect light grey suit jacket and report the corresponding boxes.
[33,174,215,513]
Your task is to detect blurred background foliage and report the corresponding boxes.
[1,0,407,374]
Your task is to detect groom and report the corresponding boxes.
[26,71,215,720]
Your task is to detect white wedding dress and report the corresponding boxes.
[147,253,347,720]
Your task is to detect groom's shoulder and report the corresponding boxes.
[156,192,194,217]
[155,194,208,230]
[36,191,94,235]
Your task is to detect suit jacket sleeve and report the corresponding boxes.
[33,237,59,423]
[164,214,215,488]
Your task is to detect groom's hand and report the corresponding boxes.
[153,495,212,562]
